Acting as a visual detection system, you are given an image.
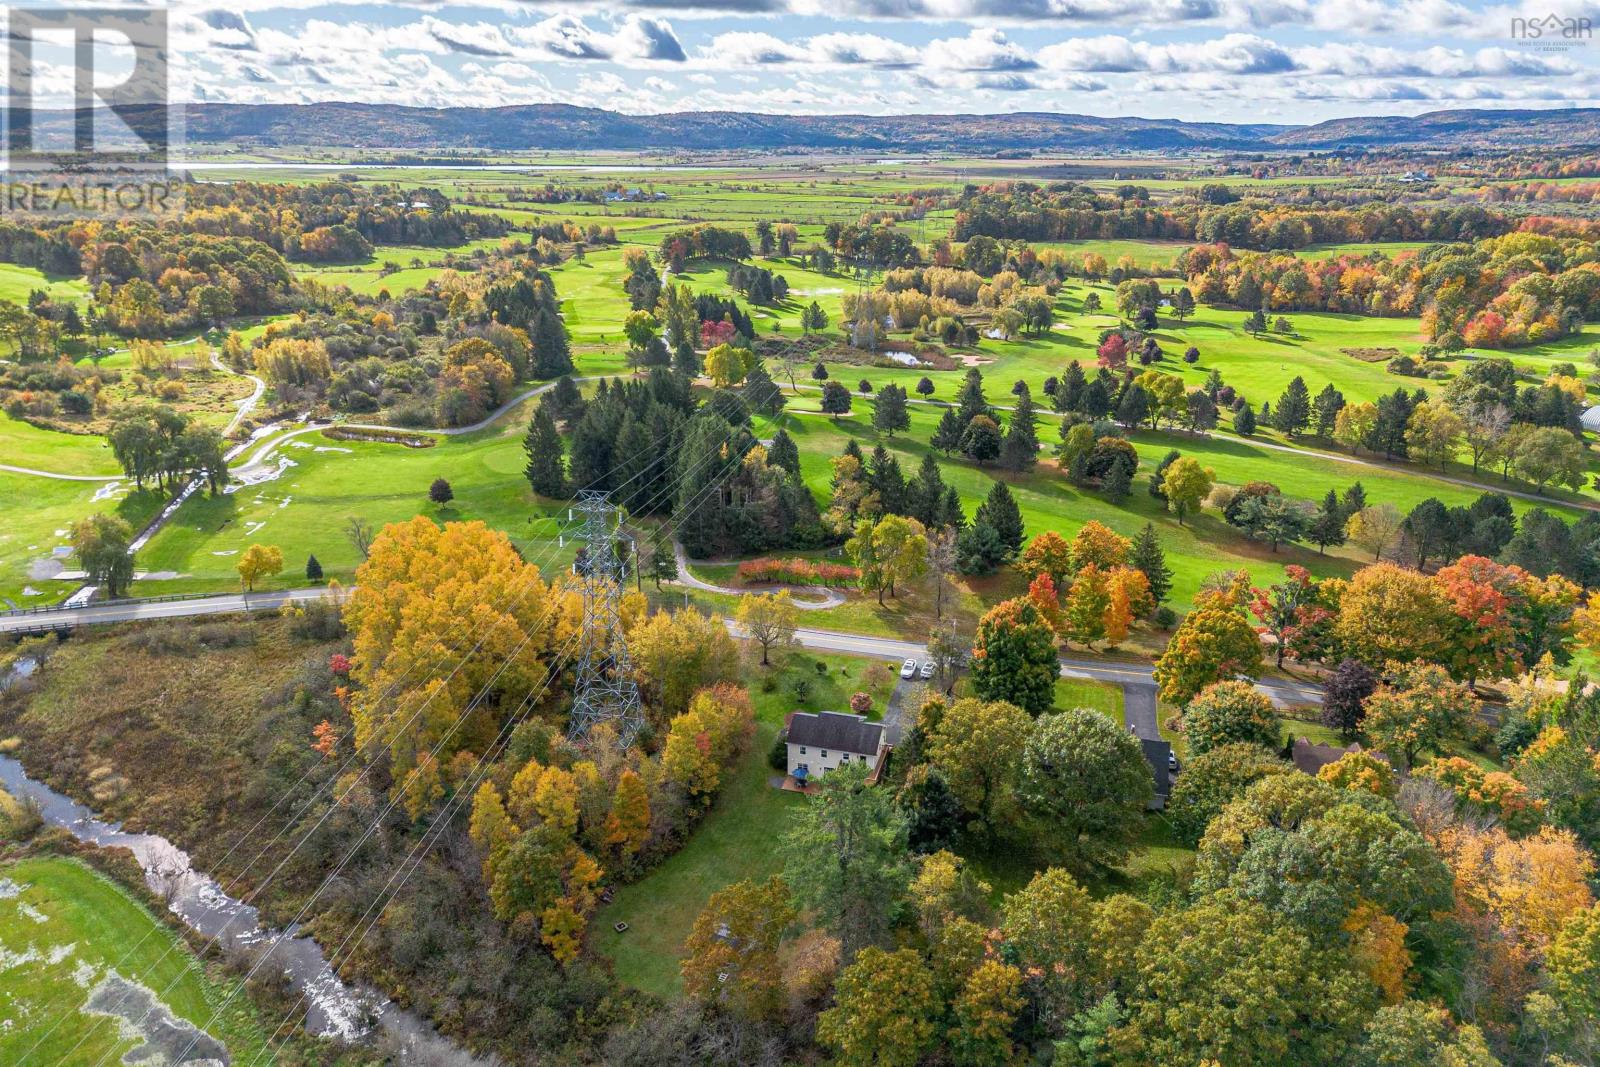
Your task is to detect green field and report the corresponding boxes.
[596,650,900,997]
[0,263,88,306]
[0,857,273,1064]
[0,475,162,609]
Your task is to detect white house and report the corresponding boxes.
[785,711,887,784]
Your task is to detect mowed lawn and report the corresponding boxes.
[0,857,273,1065]
[595,651,898,997]
[136,404,577,594]
[0,475,163,608]
[0,263,88,306]
[0,413,121,477]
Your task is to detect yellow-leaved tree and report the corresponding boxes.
[344,517,577,816]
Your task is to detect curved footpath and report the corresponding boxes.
[671,539,845,609]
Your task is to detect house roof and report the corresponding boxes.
[1291,737,1371,775]
[787,711,884,755]
[1140,738,1172,798]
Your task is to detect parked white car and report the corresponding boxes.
[919,661,935,680]
[900,658,918,679]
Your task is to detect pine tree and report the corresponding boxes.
[647,525,678,588]
[1313,384,1345,437]
[932,407,964,456]
[1309,489,1347,554]
[523,404,567,498]
[975,481,1023,559]
[1116,385,1149,429]
[999,386,1039,473]
[1102,458,1132,502]
[1055,361,1086,413]
[768,428,801,475]
[940,487,965,530]
[531,307,574,377]
[869,445,907,516]
[1234,404,1256,436]
[743,361,785,415]
[872,383,911,437]
[909,453,949,528]
[1340,481,1367,519]
[1273,377,1312,437]
[305,554,323,582]
[956,368,990,426]
[1129,522,1172,606]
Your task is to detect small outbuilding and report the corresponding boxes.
[785,711,887,784]
[1581,405,1600,433]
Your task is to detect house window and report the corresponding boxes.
[821,750,829,758]
[799,747,807,755]
[840,753,849,762]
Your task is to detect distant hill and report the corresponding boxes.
[1267,108,1600,149]
[16,103,1600,154]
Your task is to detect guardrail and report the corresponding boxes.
[0,590,233,620]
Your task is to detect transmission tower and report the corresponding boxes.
[566,491,645,747]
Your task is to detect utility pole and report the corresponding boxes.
[566,491,645,747]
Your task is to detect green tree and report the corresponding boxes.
[1273,376,1312,437]
[872,383,911,437]
[1113,895,1377,1067]
[305,554,323,583]
[1363,662,1477,770]
[1166,742,1293,846]
[522,404,566,498]
[971,597,1059,715]
[975,480,1024,558]
[1019,709,1153,871]
[999,385,1039,472]
[681,877,796,1020]
[1000,868,1097,1029]
[1182,680,1281,756]
[69,514,135,599]
[961,415,1003,465]
[800,300,829,334]
[1129,523,1172,606]
[952,960,1026,1067]
[925,697,1032,839]
[821,380,853,418]
[781,762,910,960]
[932,406,964,455]
[817,948,938,1067]
[1161,456,1213,526]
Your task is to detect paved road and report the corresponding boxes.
[3,590,1327,730]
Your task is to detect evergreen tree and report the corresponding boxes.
[1102,458,1132,502]
[1313,383,1345,436]
[1082,376,1112,419]
[1129,523,1172,606]
[868,445,908,517]
[872,383,911,437]
[932,407,964,455]
[1272,376,1311,437]
[1055,361,1086,413]
[975,481,1024,559]
[1309,490,1347,554]
[908,453,949,528]
[1234,404,1256,436]
[305,554,323,582]
[1340,481,1367,519]
[767,428,801,475]
[1171,287,1195,320]
[956,520,1008,575]
[673,339,699,378]
[647,524,678,589]
[999,386,1039,472]
[955,368,990,426]
[1116,385,1149,429]
[531,307,574,377]
[1371,388,1415,458]
[940,487,966,530]
[743,361,785,415]
[550,375,584,421]
[523,404,567,498]
[1149,449,1181,500]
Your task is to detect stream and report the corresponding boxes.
[0,750,488,1064]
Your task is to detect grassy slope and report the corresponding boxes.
[0,857,272,1064]
[0,476,163,608]
[595,650,898,998]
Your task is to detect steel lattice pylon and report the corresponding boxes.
[566,491,645,747]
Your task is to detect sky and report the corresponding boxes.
[20,0,1600,124]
